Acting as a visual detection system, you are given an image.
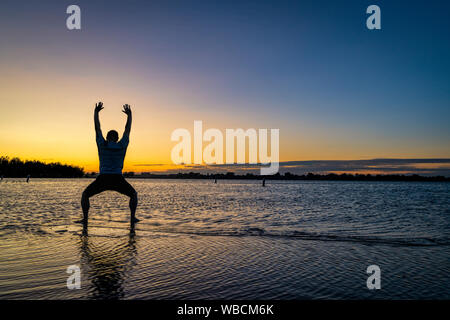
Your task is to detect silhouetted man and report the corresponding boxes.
[80,102,138,225]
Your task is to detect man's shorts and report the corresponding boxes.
[83,174,136,198]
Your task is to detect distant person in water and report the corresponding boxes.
[80,102,139,225]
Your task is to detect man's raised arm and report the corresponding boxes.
[122,104,132,137]
[94,102,104,136]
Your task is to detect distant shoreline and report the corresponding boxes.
[2,173,450,182]
[2,175,450,182]
[2,156,449,182]
[95,172,450,182]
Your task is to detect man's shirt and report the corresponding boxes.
[96,132,129,175]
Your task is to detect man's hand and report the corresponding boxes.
[94,102,103,134]
[122,104,132,116]
[95,102,104,113]
[122,104,132,136]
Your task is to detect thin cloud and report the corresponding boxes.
[135,159,450,176]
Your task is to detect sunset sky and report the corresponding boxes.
[0,0,449,174]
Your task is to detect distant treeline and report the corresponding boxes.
[0,157,84,178]
[117,171,450,182]
[1,156,448,181]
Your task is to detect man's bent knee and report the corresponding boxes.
[82,190,91,200]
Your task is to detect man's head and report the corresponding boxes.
[106,130,119,142]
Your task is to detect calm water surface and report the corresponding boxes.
[0,179,449,299]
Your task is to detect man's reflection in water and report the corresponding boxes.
[79,223,137,299]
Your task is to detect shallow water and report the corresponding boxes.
[0,178,449,299]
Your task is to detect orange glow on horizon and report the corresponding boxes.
[1,57,449,173]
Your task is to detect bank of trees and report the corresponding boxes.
[0,156,84,178]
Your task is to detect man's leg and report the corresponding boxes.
[113,176,139,223]
[79,176,105,224]
[129,191,139,223]
[81,190,90,222]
